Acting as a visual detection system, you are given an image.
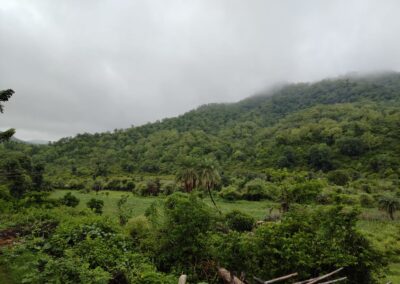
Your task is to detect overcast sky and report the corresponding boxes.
[1,0,400,141]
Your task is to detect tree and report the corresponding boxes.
[308,143,333,171]
[336,137,366,156]
[199,159,221,212]
[32,163,45,190]
[0,89,15,142]
[378,195,400,220]
[87,198,104,214]
[176,167,198,192]
[2,155,32,198]
[116,194,131,225]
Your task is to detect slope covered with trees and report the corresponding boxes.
[3,73,399,180]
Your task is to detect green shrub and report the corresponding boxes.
[242,179,274,201]
[225,210,254,232]
[213,206,386,283]
[289,180,324,203]
[327,170,350,186]
[60,192,80,207]
[86,198,104,214]
[153,193,215,279]
[105,177,135,191]
[219,185,242,201]
[160,181,178,195]
[127,215,152,242]
[359,193,375,208]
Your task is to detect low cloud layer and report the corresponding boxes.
[1,0,400,140]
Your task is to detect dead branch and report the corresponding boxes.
[294,278,318,284]
[265,272,298,283]
[307,268,344,284]
[319,277,347,284]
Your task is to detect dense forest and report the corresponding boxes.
[1,73,400,283]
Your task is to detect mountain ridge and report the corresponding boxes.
[2,72,400,181]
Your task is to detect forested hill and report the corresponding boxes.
[2,72,400,180]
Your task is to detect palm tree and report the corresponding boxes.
[175,167,198,192]
[378,195,400,220]
[199,159,221,213]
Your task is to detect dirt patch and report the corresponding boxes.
[0,228,20,247]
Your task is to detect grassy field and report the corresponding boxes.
[50,190,400,283]
[50,189,276,220]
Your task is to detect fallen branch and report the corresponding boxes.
[294,278,318,284]
[265,272,298,284]
[253,276,265,284]
[307,268,344,284]
[319,277,347,284]
[218,268,245,284]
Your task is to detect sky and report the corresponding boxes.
[1,0,400,141]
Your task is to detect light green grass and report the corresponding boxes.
[358,219,400,283]
[51,189,275,220]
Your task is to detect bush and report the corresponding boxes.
[60,192,80,207]
[288,180,324,203]
[127,215,152,242]
[64,178,85,189]
[213,206,386,283]
[225,210,254,232]
[219,186,242,201]
[86,198,104,214]
[105,177,135,191]
[160,181,178,195]
[242,179,275,201]
[135,180,161,196]
[359,194,375,208]
[327,170,350,186]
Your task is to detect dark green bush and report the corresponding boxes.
[327,170,350,186]
[242,179,274,201]
[219,185,242,201]
[60,192,80,207]
[86,198,104,214]
[359,193,375,208]
[225,210,254,232]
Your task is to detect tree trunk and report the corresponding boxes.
[207,185,221,214]
[178,274,187,284]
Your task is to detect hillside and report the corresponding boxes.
[1,73,400,283]
[2,73,397,180]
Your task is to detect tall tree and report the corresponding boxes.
[199,159,221,213]
[175,167,198,192]
[0,89,15,142]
